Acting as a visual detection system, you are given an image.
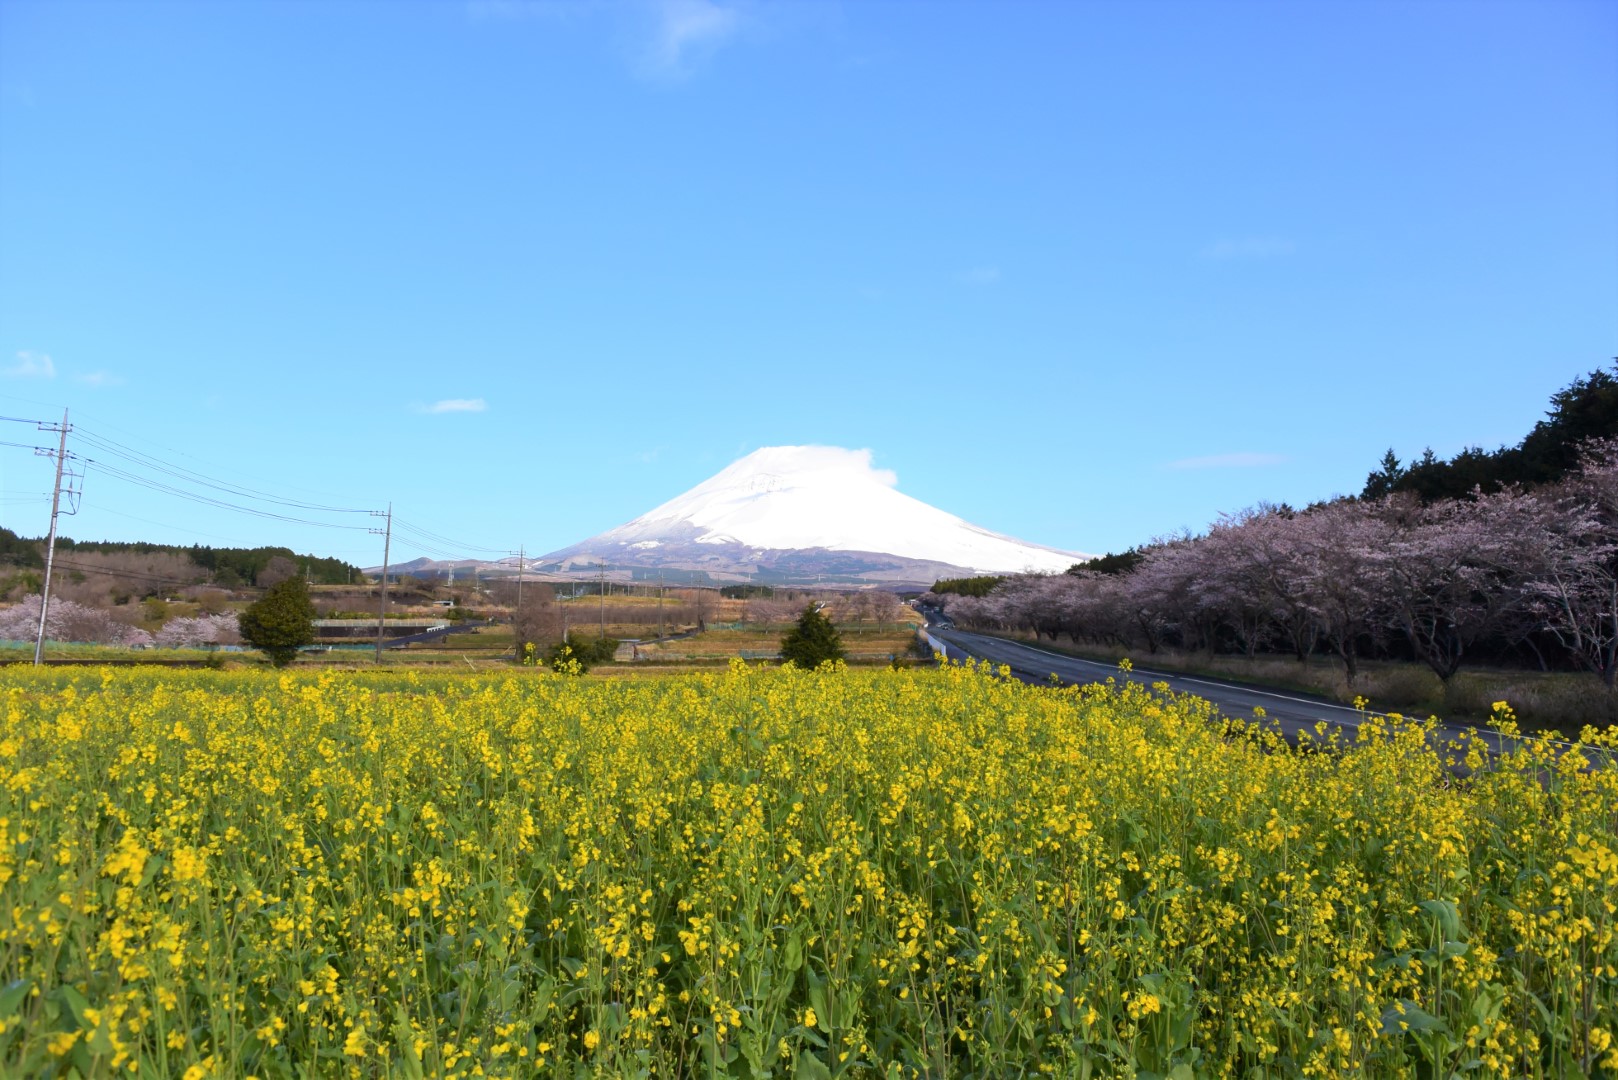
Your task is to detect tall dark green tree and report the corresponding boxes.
[238,577,316,667]
[780,604,846,670]
[1364,362,1618,501]
[1362,449,1405,499]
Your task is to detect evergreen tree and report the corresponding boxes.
[238,577,316,667]
[1367,363,1618,501]
[780,604,846,669]
[1362,449,1405,499]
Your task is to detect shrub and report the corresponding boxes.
[238,578,316,667]
[780,604,846,669]
[544,636,618,674]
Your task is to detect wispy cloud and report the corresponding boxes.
[1200,237,1296,261]
[421,398,489,414]
[959,265,1002,286]
[466,0,595,20]
[75,371,125,388]
[642,0,744,78]
[4,351,55,378]
[469,0,769,81]
[1166,452,1288,470]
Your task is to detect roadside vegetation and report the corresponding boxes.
[982,631,1610,734]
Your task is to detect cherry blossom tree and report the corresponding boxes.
[154,612,242,648]
[1527,441,1618,689]
[0,596,154,647]
[1371,491,1546,682]
[1289,499,1391,684]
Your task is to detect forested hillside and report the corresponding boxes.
[0,529,361,597]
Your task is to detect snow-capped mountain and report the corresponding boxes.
[534,446,1091,584]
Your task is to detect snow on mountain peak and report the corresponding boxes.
[575,445,1089,576]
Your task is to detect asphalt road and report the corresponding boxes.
[923,625,1504,752]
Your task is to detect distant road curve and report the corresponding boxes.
[923,626,1503,751]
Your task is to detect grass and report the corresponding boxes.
[985,631,1614,736]
[0,641,235,664]
[634,626,921,664]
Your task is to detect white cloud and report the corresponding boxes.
[643,0,743,77]
[75,371,125,388]
[1200,237,1296,261]
[4,351,55,378]
[466,0,595,20]
[959,265,1002,285]
[422,398,489,414]
[1166,452,1288,470]
[470,0,767,81]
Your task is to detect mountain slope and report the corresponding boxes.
[537,446,1089,583]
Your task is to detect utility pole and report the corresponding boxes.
[657,571,665,639]
[33,410,73,665]
[515,545,525,621]
[598,563,606,639]
[371,503,392,664]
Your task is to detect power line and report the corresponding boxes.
[81,458,375,531]
[75,428,375,514]
[48,558,205,587]
[392,517,509,554]
[75,505,265,545]
[54,407,374,504]
[14,419,511,575]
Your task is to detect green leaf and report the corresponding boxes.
[783,931,804,972]
[0,979,33,1018]
[394,1004,424,1080]
[53,984,91,1028]
[794,1051,833,1080]
[1380,1000,1449,1035]
[1418,899,1463,941]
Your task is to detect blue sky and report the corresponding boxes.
[2,0,1614,566]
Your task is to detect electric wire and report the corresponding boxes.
[391,517,509,554]
[80,458,375,531]
[47,558,205,587]
[12,419,510,571]
[75,428,376,514]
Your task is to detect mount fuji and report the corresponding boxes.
[533,446,1091,585]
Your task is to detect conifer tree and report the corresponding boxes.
[780,603,846,670]
[238,576,316,667]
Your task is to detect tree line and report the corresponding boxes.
[934,365,1618,690]
[0,529,361,588]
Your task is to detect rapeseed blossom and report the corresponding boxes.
[0,661,1613,1077]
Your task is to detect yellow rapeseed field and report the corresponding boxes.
[1,662,1615,1078]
